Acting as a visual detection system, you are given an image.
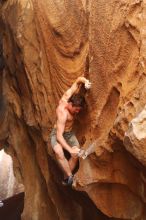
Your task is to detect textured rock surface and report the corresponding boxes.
[1,0,146,219]
[124,105,146,166]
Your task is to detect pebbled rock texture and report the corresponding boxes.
[1,0,146,219]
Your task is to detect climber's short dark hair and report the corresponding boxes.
[68,94,86,108]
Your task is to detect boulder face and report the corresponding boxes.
[0,149,23,200]
[0,0,146,219]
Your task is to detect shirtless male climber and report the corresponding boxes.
[50,76,91,186]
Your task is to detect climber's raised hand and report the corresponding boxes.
[77,77,91,90]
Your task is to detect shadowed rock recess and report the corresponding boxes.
[1,0,146,219]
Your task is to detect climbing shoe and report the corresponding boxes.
[62,175,74,186]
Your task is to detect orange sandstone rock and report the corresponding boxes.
[0,0,146,220]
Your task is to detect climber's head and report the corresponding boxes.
[67,94,86,114]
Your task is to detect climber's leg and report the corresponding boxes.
[50,129,79,185]
[66,133,80,172]
[53,143,72,177]
[68,156,78,172]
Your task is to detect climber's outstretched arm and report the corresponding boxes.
[61,77,91,102]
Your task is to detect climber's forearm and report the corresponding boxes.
[61,77,86,101]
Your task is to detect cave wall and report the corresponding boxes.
[0,0,146,219]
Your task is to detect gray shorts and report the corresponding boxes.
[50,128,79,149]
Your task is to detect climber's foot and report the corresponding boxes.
[62,175,74,186]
